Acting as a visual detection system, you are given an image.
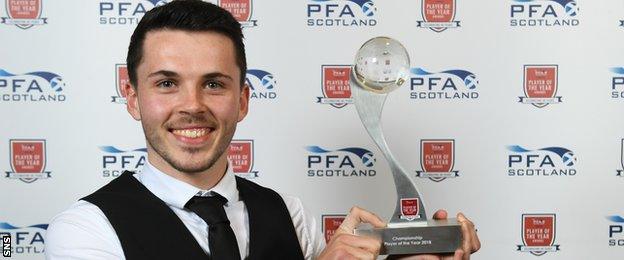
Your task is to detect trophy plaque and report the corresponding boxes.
[350,37,462,255]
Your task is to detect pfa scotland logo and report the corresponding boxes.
[0,69,66,102]
[607,215,624,246]
[611,67,624,99]
[306,0,377,27]
[5,140,50,183]
[517,214,560,256]
[519,65,561,108]
[322,215,346,243]
[400,198,420,220]
[112,64,128,104]
[219,0,257,27]
[246,69,277,100]
[416,140,459,182]
[98,0,169,25]
[228,140,259,178]
[306,146,377,177]
[0,222,47,255]
[99,146,146,178]
[507,145,577,177]
[317,65,352,108]
[409,67,479,100]
[618,139,623,177]
[417,0,460,32]
[1,0,47,29]
[510,0,579,27]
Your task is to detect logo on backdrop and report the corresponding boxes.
[507,145,577,177]
[607,215,624,247]
[0,222,47,255]
[409,67,479,100]
[416,0,460,32]
[218,0,257,27]
[246,69,277,100]
[317,65,352,108]
[98,0,169,25]
[227,140,259,179]
[618,139,624,177]
[519,65,561,108]
[5,140,51,183]
[510,0,579,27]
[416,139,459,182]
[306,0,377,27]
[1,0,48,29]
[306,146,377,177]
[322,215,346,243]
[112,64,129,104]
[0,69,66,102]
[99,146,146,178]
[611,67,624,99]
[517,214,560,256]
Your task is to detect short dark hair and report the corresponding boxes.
[126,0,246,87]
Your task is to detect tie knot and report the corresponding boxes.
[185,193,230,225]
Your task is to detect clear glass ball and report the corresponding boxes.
[352,37,410,94]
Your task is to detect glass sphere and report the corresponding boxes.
[352,37,410,94]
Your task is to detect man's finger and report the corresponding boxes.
[433,209,448,220]
[337,206,386,234]
[453,249,465,260]
[332,233,381,256]
[328,239,376,260]
[457,213,479,256]
[457,213,472,255]
[459,213,480,252]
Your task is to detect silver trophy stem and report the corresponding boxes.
[350,76,427,224]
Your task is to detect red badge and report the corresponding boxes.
[220,0,257,27]
[113,64,128,103]
[416,139,459,182]
[422,140,453,172]
[228,140,258,178]
[322,215,346,243]
[520,65,561,108]
[418,0,460,32]
[518,214,560,256]
[400,198,419,220]
[318,65,352,108]
[2,0,47,29]
[423,0,454,23]
[7,139,51,183]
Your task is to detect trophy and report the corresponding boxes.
[351,37,462,255]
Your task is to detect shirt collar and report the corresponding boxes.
[136,159,239,209]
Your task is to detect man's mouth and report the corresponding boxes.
[171,128,211,138]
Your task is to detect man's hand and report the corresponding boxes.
[389,210,481,260]
[317,206,386,260]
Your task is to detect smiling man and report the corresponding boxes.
[45,1,478,259]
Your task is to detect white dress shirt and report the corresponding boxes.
[45,161,325,259]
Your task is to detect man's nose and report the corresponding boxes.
[179,86,207,113]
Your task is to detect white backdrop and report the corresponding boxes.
[1,0,624,259]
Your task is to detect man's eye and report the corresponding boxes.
[157,80,175,88]
[205,81,223,89]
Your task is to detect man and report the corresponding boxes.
[46,1,479,259]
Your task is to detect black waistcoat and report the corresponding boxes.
[82,171,305,260]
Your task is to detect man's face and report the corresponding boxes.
[125,30,249,175]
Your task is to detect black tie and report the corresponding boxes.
[185,193,241,260]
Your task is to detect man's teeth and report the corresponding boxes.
[172,129,208,138]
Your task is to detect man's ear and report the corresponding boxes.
[237,84,250,122]
[124,82,141,121]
